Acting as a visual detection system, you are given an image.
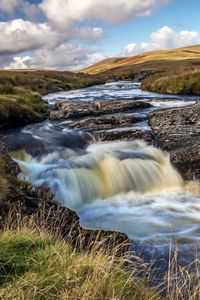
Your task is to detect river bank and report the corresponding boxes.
[0,79,200,299]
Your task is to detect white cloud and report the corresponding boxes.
[0,0,37,17]
[124,26,199,56]
[0,19,104,55]
[4,56,31,69]
[0,19,61,55]
[4,45,105,71]
[40,0,170,27]
[150,26,198,49]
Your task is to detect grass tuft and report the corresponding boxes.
[0,228,159,300]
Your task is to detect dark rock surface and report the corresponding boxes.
[148,101,200,180]
[50,99,152,120]
[94,128,155,145]
[70,114,143,130]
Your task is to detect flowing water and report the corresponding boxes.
[3,81,200,261]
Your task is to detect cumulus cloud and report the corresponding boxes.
[4,44,105,70]
[40,0,170,27]
[0,0,38,18]
[4,56,31,69]
[124,26,199,56]
[0,19,104,55]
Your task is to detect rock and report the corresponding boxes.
[70,114,143,130]
[94,128,155,145]
[0,150,130,256]
[50,99,152,120]
[148,101,200,180]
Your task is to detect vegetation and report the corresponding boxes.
[141,69,200,95]
[1,45,200,299]
[0,150,157,299]
[0,143,200,299]
[82,44,200,95]
[82,45,200,76]
[0,70,105,95]
[0,89,48,128]
[0,226,159,300]
[0,70,106,129]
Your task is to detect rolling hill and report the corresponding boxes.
[82,45,200,76]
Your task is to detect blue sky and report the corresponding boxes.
[0,0,199,70]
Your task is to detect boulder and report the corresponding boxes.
[148,101,200,180]
[50,99,152,120]
[70,114,143,130]
[94,128,155,145]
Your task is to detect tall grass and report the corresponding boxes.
[0,209,159,300]
[0,206,200,299]
[141,68,200,95]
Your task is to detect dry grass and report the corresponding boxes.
[82,45,200,75]
[0,207,200,299]
[142,69,200,95]
[0,211,159,300]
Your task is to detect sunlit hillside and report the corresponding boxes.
[82,45,200,75]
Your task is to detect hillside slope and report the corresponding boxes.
[82,45,200,76]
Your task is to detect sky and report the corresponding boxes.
[0,0,200,70]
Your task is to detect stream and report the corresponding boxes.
[3,81,200,263]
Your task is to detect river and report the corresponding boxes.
[3,81,200,262]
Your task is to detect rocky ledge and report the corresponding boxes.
[94,128,155,145]
[50,99,152,120]
[70,114,143,130]
[0,150,130,255]
[148,101,200,180]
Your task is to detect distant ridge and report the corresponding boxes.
[82,45,200,75]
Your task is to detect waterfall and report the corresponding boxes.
[15,140,184,210]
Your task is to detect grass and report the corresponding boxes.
[82,44,200,95]
[82,45,200,76]
[0,89,48,128]
[0,70,105,96]
[0,209,200,300]
[141,69,200,95]
[0,70,106,129]
[0,149,200,299]
[0,225,159,300]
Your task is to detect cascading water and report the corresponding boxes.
[16,141,183,207]
[4,81,200,258]
[14,140,200,247]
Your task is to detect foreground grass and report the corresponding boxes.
[0,228,159,300]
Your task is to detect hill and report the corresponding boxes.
[82,45,200,77]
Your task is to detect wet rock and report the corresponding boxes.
[94,129,155,145]
[50,99,152,120]
[148,101,200,180]
[0,150,130,256]
[70,114,143,130]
